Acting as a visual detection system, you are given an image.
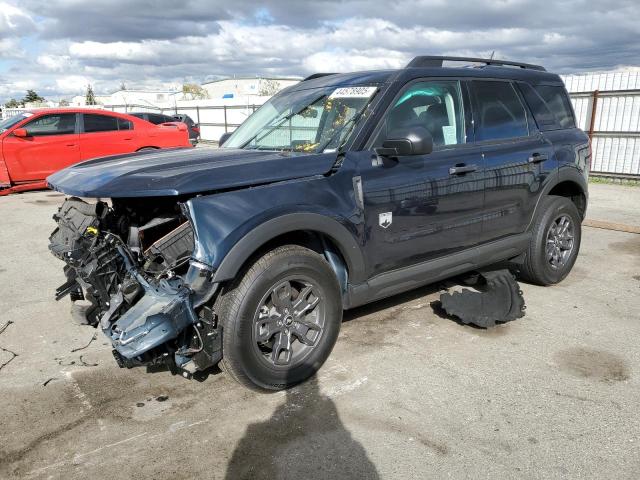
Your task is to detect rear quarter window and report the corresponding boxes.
[84,114,119,133]
[526,85,575,130]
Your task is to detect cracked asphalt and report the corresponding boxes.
[0,183,639,479]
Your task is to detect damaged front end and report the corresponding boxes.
[49,197,221,377]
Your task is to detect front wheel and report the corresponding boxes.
[217,245,343,391]
[520,195,582,285]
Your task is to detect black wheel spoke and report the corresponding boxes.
[291,320,321,346]
[255,312,282,343]
[271,331,293,365]
[271,281,293,310]
[293,285,319,317]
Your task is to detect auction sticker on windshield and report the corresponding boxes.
[329,86,377,99]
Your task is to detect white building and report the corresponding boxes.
[201,77,300,100]
[70,89,180,108]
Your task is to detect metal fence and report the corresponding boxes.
[1,103,264,143]
[568,89,640,177]
[103,103,263,142]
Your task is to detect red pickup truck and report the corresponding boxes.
[0,108,192,195]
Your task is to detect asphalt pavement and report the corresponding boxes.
[0,183,638,479]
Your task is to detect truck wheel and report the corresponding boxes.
[217,245,342,391]
[520,195,582,286]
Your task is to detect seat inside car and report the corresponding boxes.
[419,103,450,146]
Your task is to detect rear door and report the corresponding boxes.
[1,113,79,182]
[79,113,136,160]
[469,80,555,241]
[360,79,485,277]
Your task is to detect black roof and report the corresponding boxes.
[293,56,563,92]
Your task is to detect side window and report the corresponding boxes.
[24,114,76,136]
[517,83,556,130]
[84,114,119,133]
[118,118,133,130]
[534,85,575,129]
[147,114,166,125]
[375,80,465,148]
[472,81,528,141]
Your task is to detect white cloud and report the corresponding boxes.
[37,54,73,71]
[0,0,639,102]
[0,2,35,36]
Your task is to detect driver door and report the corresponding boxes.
[2,113,79,182]
[359,79,485,277]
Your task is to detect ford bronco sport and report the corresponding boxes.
[48,56,589,391]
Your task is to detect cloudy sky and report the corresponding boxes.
[0,0,638,102]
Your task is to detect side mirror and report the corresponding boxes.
[219,132,232,146]
[375,126,433,157]
[13,128,29,138]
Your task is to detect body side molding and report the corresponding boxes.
[345,232,532,309]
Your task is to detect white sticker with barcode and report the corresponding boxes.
[329,86,377,99]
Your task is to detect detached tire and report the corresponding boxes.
[217,245,342,391]
[520,195,582,286]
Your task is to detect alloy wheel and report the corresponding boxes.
[252,277,325,368]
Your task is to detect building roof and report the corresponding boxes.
[201,76,301,86]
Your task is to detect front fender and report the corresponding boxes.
[185,175,366,284]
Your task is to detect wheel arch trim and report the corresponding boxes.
[211,213,366,284]
[527,167,588,230]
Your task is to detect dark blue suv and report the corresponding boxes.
[48,56,589,390]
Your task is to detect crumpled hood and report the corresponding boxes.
[47,147,338,198]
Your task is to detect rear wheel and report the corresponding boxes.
[217,245,342,391]
[520,195,582,285]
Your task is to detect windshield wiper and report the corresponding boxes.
[240,95,324,149]
[316,96,376,154]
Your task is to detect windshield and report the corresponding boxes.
[223,85,378,153]
[0,113,30,133]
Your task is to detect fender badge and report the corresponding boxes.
[379,212,392,229]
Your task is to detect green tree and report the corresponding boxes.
[58,99,70,107]
[120,82,127,91]
[85,85,97,105]
[258,79,281,96]
[23,89,45,104]
[5,98,21,108]
[182,83,209,100]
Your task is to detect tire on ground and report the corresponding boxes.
[519,195,582,286]
[217,245,343,391]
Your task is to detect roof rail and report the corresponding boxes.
[302,73,337,81]
[406,56,546,72]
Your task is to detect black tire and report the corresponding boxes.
[217,245,342,391]
[520,195,582,286]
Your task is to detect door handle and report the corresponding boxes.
[449,164,477,175]
[528,153,548,164]
[66,143,76,147]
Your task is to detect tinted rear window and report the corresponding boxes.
[472,81,528,141]
[147,113,174,124]
[534,85,575,129]
[84,114,119,133]
[118,118,133,130]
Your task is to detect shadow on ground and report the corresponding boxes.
[225,375,379,480]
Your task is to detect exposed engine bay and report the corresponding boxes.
[49,197,221,378]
